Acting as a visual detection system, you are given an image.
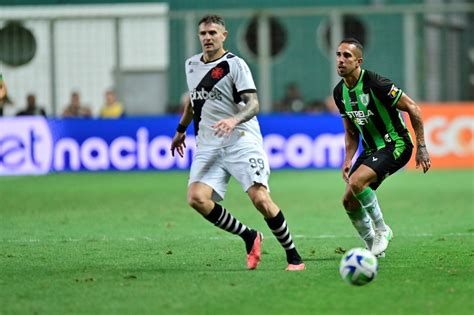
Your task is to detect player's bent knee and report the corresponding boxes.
[187,193,207,211]
[348,177,366,195]
[248,184,277,216]
[251,194,273,216]
[252,196,269,212]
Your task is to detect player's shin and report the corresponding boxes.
[265,210,303,265]
[204,203,257,253]
[346,208,375,249]
[355,187,387,231]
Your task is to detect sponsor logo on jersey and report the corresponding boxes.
[388,84,400,99]
[190,88,222,101]
[211,67,225,79]
[346,110,374,125]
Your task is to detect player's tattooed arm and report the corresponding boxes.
[396,93,431,173]
[212,91,259,137]
[235,92,259,124]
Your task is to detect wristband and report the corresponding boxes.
[176,123,187,133]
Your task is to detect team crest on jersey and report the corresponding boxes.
[388,84,400,99]
[359,93,370,106]
[211,67,225,79]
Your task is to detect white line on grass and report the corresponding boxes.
[2,232,473,243]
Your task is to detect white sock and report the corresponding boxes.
[346,208,375,248]
[355,187,387,231]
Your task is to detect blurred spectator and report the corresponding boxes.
[0,75,16,116]
[274,82,306,112]
[167,91,190,114]
[305,96,339,114]
[62,91,92,118]
[99,89,124,118]
[16,93,47,117]
[305,99,328,113]
[324,95,339,113]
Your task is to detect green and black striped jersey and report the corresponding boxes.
[333,69,413,154]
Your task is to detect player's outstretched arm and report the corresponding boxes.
[212,91,259,137]
[396,93,431,173]
[171,99,193,158]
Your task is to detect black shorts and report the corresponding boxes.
[349,144,413,190]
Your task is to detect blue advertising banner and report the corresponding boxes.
[0,114,345,175]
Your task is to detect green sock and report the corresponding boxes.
[346,208,375,248]
[355,187,387,231]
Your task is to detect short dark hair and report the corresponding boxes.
[339,38,364,52]
[198,14,226,28]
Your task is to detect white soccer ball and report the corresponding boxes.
[339,247,378,286]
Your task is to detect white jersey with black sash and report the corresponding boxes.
[185,51,262,148]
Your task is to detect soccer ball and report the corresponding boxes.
[339,247,378,286]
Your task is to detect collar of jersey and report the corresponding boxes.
[200,51,230,64]
[344,69,365,91]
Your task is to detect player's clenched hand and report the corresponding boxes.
[342,160,352,183]
[212,117,238,137]
[170,132,186,158]
[416,146,431,173]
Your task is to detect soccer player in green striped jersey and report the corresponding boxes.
[332,38,431,256]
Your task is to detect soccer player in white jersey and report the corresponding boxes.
[170,14,305,271]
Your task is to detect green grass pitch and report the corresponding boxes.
[1,170,473,315]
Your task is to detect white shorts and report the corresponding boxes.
[188,141,271,202]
